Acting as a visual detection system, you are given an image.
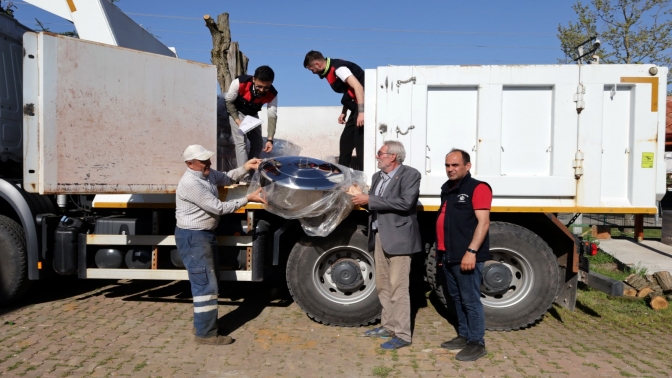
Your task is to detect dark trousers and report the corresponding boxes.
[175,227,220,338]
[443,261,486,346]
[338,110,364,170]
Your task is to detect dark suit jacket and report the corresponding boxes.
[367,164,422,255]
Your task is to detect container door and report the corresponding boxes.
[411,65,580,200]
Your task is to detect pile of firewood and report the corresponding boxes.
[622,271,672,310]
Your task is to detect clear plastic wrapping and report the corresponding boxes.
[247,157,368,237]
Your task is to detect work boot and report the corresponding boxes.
[194,335,234,345]
[455,342,487,361]
[441,335,467,350]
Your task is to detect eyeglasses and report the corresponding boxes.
[253,82,271,90]
[376,151,393,157]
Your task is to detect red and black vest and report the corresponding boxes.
[438,172,492,263]
[232,75,277,117]
[319,59,365,113]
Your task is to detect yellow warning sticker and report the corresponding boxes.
[642,152,654,168]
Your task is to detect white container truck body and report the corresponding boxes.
[1,26,667,330]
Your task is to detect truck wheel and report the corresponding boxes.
[286,223,381,326]
[425,222,559,331]
[0,215,30,306]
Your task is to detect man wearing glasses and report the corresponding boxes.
[225,65,278,167]
[175,145,266,345]
[351,141,422,350]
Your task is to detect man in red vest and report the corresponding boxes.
[225,65,278,168]
[304,51,365,170]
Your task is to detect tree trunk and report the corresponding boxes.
[653,271,672,293]
[625,274,650,292]
[622,283,638,297]
[647,295,669,311]
[637,287,654,298]
[204,13,249,93]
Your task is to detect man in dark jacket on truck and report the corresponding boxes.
[225,65,278,167]
[304,51,365,170]
[435,148,492,361]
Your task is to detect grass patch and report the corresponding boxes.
[133,362,147,371]
[372,366,394,377]
[583,362,599,369]
[587,251,647,281]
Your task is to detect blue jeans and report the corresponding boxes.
[175,227,220,338]
[442,261,485,346]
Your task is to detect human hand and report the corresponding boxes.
[460,252,476,271]
[235,118,242,126]
[262,141,273,153]
[246,188,267,204]
[243,158,262,171]
[347,184,363,196]
[351,193,369,206]
[356,112,364,127]
[338,113,347,124]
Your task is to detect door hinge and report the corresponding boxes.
[573,84,585,114]
[23,103,35,116]
[572,151,584,179]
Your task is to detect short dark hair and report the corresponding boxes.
[254,65,275,82]
[303,50,325,68]
[448,148,471,165]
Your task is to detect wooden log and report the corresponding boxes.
[646,274,657,285]
[637,287,655,298]
[625,274,650,292]
[622,283,638,297]
[650,284,664,296]
[653,271,672,293]
[648,295,669,310]
[204,13,249,93]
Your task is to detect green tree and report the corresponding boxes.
[558,0,672,86]
[0,0,16,17]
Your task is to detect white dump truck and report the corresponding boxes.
[0,1,667,331]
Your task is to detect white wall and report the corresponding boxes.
[258,106,344,163]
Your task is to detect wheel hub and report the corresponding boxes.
[481,262,513,295]
[330,258,364,291]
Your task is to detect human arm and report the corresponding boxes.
[224,78,242,126]
[264,96,278,153]
[211,159,262,186]
[367,169,420,212]
[179,178,248,216]
[460,209,490,271]
[338,106,348,124]
[345,75,365,127]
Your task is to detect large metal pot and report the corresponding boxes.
[258,156,346,214]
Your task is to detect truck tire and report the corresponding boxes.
[0,215,30,306]
[286,223,381,326]
[425,221,559,331]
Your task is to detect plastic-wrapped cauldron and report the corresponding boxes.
[250,156,368,237]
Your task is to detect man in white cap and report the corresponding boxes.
[176,144,266,345]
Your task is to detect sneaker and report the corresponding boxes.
[441,335,468,350]
[380,336,411,350]
[194,335,234,345]
[363,327,392,338]
[455,342,487,361]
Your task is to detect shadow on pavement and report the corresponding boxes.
[547,306,564,323]
[0,275,117,317]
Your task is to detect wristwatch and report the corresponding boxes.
[466,248,477,254]
[267,139,273,144]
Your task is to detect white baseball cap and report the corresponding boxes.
[183,145,214,161]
